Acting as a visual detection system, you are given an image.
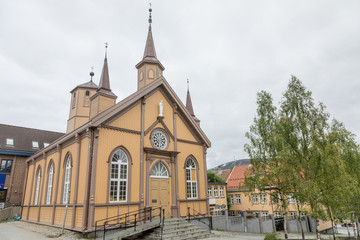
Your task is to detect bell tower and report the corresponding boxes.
[66,71,98,133]
[136,6,165,90]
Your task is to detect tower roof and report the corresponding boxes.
[136,8,165,70]
[185,80,200,123]
[96,54,117,98]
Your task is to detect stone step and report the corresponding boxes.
[147,231,212,240]
[151,226,205,237]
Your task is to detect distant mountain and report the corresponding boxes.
[208,159,250,171]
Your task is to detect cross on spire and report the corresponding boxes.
[105,42,109,59]
[148,3,152,24]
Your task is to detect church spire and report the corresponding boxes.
[98,43,111,91]
[186,79,200,125]
[136,5,165,90]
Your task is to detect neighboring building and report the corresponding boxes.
[0,124,64,209]
[213,166,231,182]
[226,164,300,219]
[21,9,211,233]
[208,182,227,215]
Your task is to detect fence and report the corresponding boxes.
[211,210,317,234]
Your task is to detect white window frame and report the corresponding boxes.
[287,194,295,204]
[46,163,54,205]
[6,138,14,146]
[32,141,39,149]
[260,193,267,204]
[229,194,234,204]
[214,186,219,198]
[186,158,197,199]
[252,194,259,204]
[34,169,41,205]
[150,161,169,178]
[220,186,225,198]
[274,211,282,218]
[110,149,128,202]
[63,156,71,204]
[208,186,212,198]
[290,211,297,219]
[235,194,241,204]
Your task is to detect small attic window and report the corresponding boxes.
[6,138,14,146]
[32,141,39,149]
[44,143,49,147]
[85,90,90,96]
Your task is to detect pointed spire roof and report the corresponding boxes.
[96,46,117,99]
[136,7,165,70]
[186,80,195,117]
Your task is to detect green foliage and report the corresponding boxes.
[245,76,360,237]
[264,233,280,240]
[207,171,226,183]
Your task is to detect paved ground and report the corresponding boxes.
[0,220,357,240]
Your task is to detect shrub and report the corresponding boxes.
[264,233,280,240]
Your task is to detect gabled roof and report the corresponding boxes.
[0,124,64,156]
[227,164,250,190]
[213,169,231,181]
[91,77,211,147]
[70,80,98,93]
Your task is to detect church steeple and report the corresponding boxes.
[136,6,165,90]
[89,45,117,119]
[186,79,200,125]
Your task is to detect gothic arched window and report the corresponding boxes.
[110,149,128,202]
[46,162,54,204]
[34,167,41,205]
[186,157,198,199]
[150,161,169,178]
[63,155,71,203]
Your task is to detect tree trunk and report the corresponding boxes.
[329,208,336,240]
[315,219,321,240]
[280,192,288,239]
[296,202,305,240]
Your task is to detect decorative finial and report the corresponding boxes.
[105,42,109,59]
[148,3,152,24]
[90,66,94,82]
[187,78,189,92]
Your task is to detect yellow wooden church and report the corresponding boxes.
[21,9,211,233]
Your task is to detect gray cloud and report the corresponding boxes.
[1,1,360,168]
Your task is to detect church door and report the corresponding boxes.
[149,161,170,217]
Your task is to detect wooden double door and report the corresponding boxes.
[149,178,169,217]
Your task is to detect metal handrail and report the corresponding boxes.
[94,206,162,239]
[187,207,212,232]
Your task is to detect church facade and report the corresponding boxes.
[21,10,211,232]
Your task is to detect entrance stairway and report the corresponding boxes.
[142,218,212,240]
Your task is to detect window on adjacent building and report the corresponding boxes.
[0,159,13,173]
[186,157,198,199]
[300,212,306,219]
[63,155,72,203]
[230,210,235,216]
[6,138,14,146]
[46,163,54,205]
[287,194,295,204]
[274,211,282,218]
[34,168,41,205]
[44,142,49,148]
[271,193,279,204]
[208,186,212,198]
[260,193,267,204]
[110,149,128,202]
[237,211,242,216]
[32,141,39,149]
[289,211,297,220]
[262,211,269,220]
[220,186,225,198]
[235,194,241,204]
[252,194,259,204]
[229,194,234,204]
[214,186,219,198]
[254,211,260,218]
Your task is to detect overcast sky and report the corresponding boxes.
[1,1,360,169]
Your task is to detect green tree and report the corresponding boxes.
[207,171,232,210]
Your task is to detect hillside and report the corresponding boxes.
[208,159,250,171]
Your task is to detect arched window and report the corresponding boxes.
[46,162,54,205]
[84,90,90,106]
[72,92,76,108]
[110,149,128,202]
[34,168,41,205]
[150,161,169,178]
[63,156,71,203]
[186,157,197,199]
[148,69,154,79]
